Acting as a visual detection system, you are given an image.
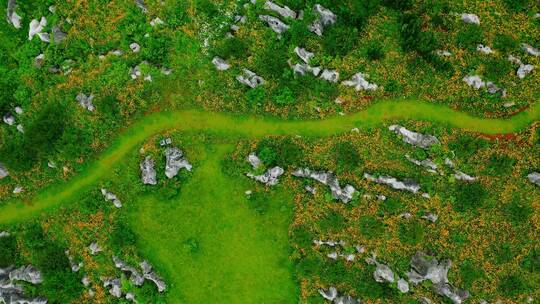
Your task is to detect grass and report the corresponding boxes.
[0,98,539,224]
[130,144,297,303]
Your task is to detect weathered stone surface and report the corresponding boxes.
[313,239,345,247]
[405,154,438,173]
[419,297,433,304]
[318,286,337,301]
[433,283,470,304]
[81,276,90,287]
[264,1,296,19]
[259,15,289,34]
[421,213,438,223]
[293,168,356,203]
[16,124,23,133]
[101,188,123,208]
[237,69,265,88]
[389,125,440,149]
[212,57,230,71]
[140,156,157,185]
[140,261,167,292]
[0,264,46,304]
[436,50,452,57]
[3,113,15,125]
[29,17,50,42]
[320,69,339,82]
[34,53,45,68]
[112,256,144,286]
[342,73,378,91]
[0,231,10,238]
[52,26,67,43]
[528,172,540,186]
[165,147,192,178]
[9,265,43,284]
[486,81,506,97]
[517,64,534,79]
[247,152,261,169]
[364,173,421,194]
[294,47,314,64]
[454,171,477,182]
[0,163,9,179]
[6,0,22,29]
[247,166,284,186]
[318,287,361,304]
[476,44,493,54]
[160,137,172,146]
[135,0,147,13]
[397,278,409,293]
[461,13,480,25]
[463,75,485,89]
[65,250,83,272]
[88,242,102,255]
[373,262,395,283]
[309,4,337,36]
[76,93,95,112]
[522,43,540,57]
[130,42,141,53]
[102,277,122,298]
[292,63,321,76]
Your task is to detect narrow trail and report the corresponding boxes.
[0,99,538,224]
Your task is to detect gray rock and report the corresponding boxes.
[313,239,345,247]
[126,292,136,302]
[9,265,43,284]
[477,44,493,54]
[293,168,356,203]
[522,43,540,57]
[397,278,409,293]
[159,137,172,146]
[421,213,438,223]
[247,152,261,169]
[76,93,95,112]
[486,81,506,97]
[247,166,284,186]
[294,47,314,64]
[88,242,102,255]
[29,17,50,42]
[140,156,157,185]
[212,57,231,71]
[389,125,440,149]
[81,276,90,287]
[130,42,141,53]
[52,26,67,43]
[436,50,452,57]
[405,154,438,173]
[528,172,540,186]
[14,106,23,115]
[65,250,83,272]
[259,15,289,34]
[320,69,339,82]
[342,73,378,91]
[461,13,480,25]
[101,188,123,208]
[292,63,321,76]
[150,17,164,27]
[102,277,122,298]
[318,286,337,301]
[463,75,485,89]
[335,295,361,304]
[264,1,297,19]
[419,297,432,304]
[6,0,22,29]
[0,265,47,304]
[309,4,337,36]
[140,261,166,292]
[237,69,265,88]
[165,147,192,178]
[517,64,534,79]
[433,283,470,304]
[112,256,145,286]
[454,171,477,182]
[373,262,395,283]
[34,53,45,68]
[16,124,23,133]
[0,163,9,179]
[0,231,10,238]
[3,113,15,125]
[135,0,147,13]
[364,173,421,194]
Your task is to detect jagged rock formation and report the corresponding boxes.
[247,167,284,186]
[65,250,82,272]
[309,4,337,36]
[76,93,95,112]
[320,69,339,83]
[407,252,469,304]
[112,256,144,286]
[101,189,123,208]
[421,213,438,223]
[389,125,440,149]
[212,57,230,71]
[236,69,265,88]
[292,168,356,203]
[342,73,378,91]
[140,156,157,185]
[461,13,480,25]
[264,1,297,19]
[135,0,147,13]
[29,17,50,42]
[294,47,314,64]
[0,265,46,303]
[259,15,289,34]
[364,173,421,194]
[522,43,540,57]
[140,261,167,292]
[528,172,540,186]
[164,147,192,179]
[0,163,9,179]
[318,286,361,304]
[6,0,22,29]
[405,154,438,173]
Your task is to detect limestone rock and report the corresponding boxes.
[421,213,438,223]
[264,1,296,19]
[433,283,470,304]
[318,286,337,301]
[101,188,123,208]
[165,147,192,178]
[65,250,83,272]
[76,93,95,112]
[294,47,314,64]
[112,256,144,286]
[389,125,440,149]
[476,44,493,54]
[397,278,409,293]
[292,63,321,76]
[159,137,172,146]
[293,168,356,203]
[130,42,141,53]
[237,69,265,88]
[342,73,378,91]
[517,64,534,79]
[486,81,506,97]
[309,4,337,36]
[318,287,361,304]
[88,242,102,255]
[135,0,147,13]
[247,152,261,169]
[6,0,22,29]
[463,75,485,89]
[259,15,289,34]
[436,50,452,57]
[0,231,10,238]
[364,173,421,194]
[52,26,67,43]
[34,54,45,68]
[461,13,480,25]
[102,278,122,298]
[212,57,231,71]
[9,265,43,284]
[29,17,50,42]
[247,166,284,186]
[405,154,438,173]
[140,261,167,292]
[522,43,540,57]
[320,69,339,83]
[0,163,9,179]
[454,171,477,182]
[528,172,540,186]
[373,262,395,283]
[150,17,164,27]
[140,156,157,185]
[0,264,47,304]
[3,113,15,125]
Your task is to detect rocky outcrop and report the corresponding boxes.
[237,69,265,88]
[88,242,102,255]
[6,0,22,29]
[140,156,157,185]
[292,168,356,203]
[140,260,166,292]
[364,173,421,194]
[101,189,123,208]
[52,26,67,43]
[320,69,339,83]
[318,286,361,304]
[259,15,289,34]
[29,17,50,42]
[8,265,43,284]
[309,4,336,36]
[247,167,284,186]
[65,250,83,272]
[212,57,230,71]
[528,172,540,186]
[389,125,440,149]
[421,213,438,223]
[522,43,540,57]
[112,256,144,286]
[102,277,122,298]
[0,163,9,179]
[342,73,378,91]
[164,147,192,179]
[405,154,438,173]
[76,93,95,112]
[461,13,480,25]
[264,1,297,19]
[0,265,46,304]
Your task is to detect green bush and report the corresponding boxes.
[459,259,485,289]
[0,235,18,267]
[502,0,532,12]
[318,209,348,233]
[111,219,138,248]
[448,135,489,158]
[377,198,404,215]
[212,37,249,60]
[493,33,519,53]
[484,58,514,82]
[521,248,539,273]
[399,13,439,57]
[484,154,515,175]
[366,40,385,61]
[247,191,270,215]
[256,137,303,167]
[490,242,515,265]
[245,87,266,104]
[498,274,531,297]
[358,215,385,239]
[333,142,361,172]
[272,87,296,105]
[455,26,484,50]
[452,182,487,212]
[503,196,533,225]
[322,25,359,57]
[398,220,424,245]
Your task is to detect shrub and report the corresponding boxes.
[493,33,519,53]
[245,87,266,104]
[247,191,270,215]
[399,13,439,57]
[484,58,514,82]
[452,182,487,212]
[484,154,515,176]
[0,235,18,267]
[503,196,533,225]
[521,248,539,273]
[502,0,532,12]
[333,141,361,172]
[358,216,385,239]
[212,37,249,60]
[322,25,359,57]
[459,259,485,289]
[195,0,218,16]
[366,40,385,61]
[498,274,531,297]
[256,137,303,167]
[111,219,138,248]
[490,242,515,265]
[448,135,489,158]
[398,220,424,245]
[455,26,484,50]
[318,209,348,233]
[272,87,296,105]
[377,198,404,215]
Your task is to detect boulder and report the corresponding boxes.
[320,69,339,82]
[29,17,50,42]
[9,265,43,284]
[463,75,485,89]
[65,250,83,272]
[522,43,540,57]
[309,4,337,36]
[140,261,167,292]
[101,188,123,208]
[476,44,493,54]
[454,171,477,182]
[130,42,141,53]
[259,15,289,34]
[389,125,440,149]
[294,47,314,64]
[461,13,480,24]
[247,152,261,169]
[135,0,147,13]
[3,113,15,125]
[0,163,9,179]
[52,26,67,43]
[373,262,395,283]
[436,50,452,57]
[34,53,45,68]
[89,242,102,255]
[112,256,145,286]
[433,283,470,304]
[517,64,534,79]
[264,1,297,19]
[527,172,540,186]
[14,106,23,115]
[364,173,421,194]
[318,287,361,304]
[247,166,284,186]
[318,286,337,301]
[16,123,23,133]
[160,137,172,146]
[0,265,47,304]
[102,278,122,298]
[212,57,231,71]
[140,156,157,185]
[81,276,90,287]
[397,278,409,293]
[293,168,356,203]
[6,0,22,29]
[292,63,321,76]
[237,69,265,88]
[164,147,192,178]
[76,93,95,112]
[0,231,10,238]
[486,81,506,97]
[342,73,378,91]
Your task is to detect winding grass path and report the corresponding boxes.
[0,99,538,224]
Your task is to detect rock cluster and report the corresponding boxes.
[342,73,378,91]
[389,125,440,149]
[318,286,361,304]
[309,4,337,36]
[247,166,284,186]
[463,75,506,96]
[364,173,421,194]
[508,55,534,79]
[264,1,297,19]
[292,168,356,203]
[366,254,410,294]
[164,147,192,179]
[528,172,540,186]
[29,17,49,42]
[1,265,46,304]
[101,188,123,208]
[237,69,265,88]
[0,163,9,179]
[140,156,157,185]
[76,93,95,112]
[6,0,22,29]
[259,15,290,34]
